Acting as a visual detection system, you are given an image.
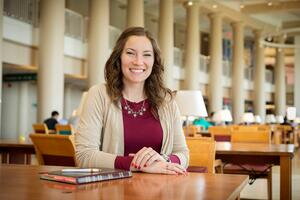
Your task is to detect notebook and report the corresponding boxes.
[40,168,132,184]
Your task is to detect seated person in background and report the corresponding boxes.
[44,111,59,130]
[75,27,188,175]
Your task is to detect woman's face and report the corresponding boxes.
[121,36,154,86]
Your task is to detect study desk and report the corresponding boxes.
[0,164,248,200]
[216,142,295,200]
[0,139,35,164]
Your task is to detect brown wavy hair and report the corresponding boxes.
[104,27,172,116]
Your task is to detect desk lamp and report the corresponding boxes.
[265,114,276,124]
[241,112,254,125]
[212,109,232,125]
[175,90,208,126]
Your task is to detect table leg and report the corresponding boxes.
[280,156,292,200]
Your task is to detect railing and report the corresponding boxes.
[244,67,254,81]
[4,0,39,27]
[200,55,209,73]
[65,9,86,41]
[4,0,87,41]
[265,69,274,84]
[109,26,122,50]
[174,47,183,67]
[223,60,231,77]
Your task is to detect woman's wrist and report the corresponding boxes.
[160,154,171,163]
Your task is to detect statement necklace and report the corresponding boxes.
[123,99,146,118]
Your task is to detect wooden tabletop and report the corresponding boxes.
[0,138,33,147]
[0,164,248,200]
[216,141,295,157]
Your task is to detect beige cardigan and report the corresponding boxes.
[75,84,189,169]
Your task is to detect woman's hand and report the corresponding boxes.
[140,161,187,175]
[130,147,164,169]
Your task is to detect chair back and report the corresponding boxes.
[231,130,271,143]
[208,126,231,135]
[55,124,74,135]
[208,126,231,141]
[29,134,76,166]
[231,125,269,132]
[32,123,49,134]
[183,125,201,137]
[186,137,216,173]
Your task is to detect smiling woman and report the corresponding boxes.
[75,27,189,176]
[121,36,154,86]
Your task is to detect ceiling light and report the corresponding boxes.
[267,2,273,6]
[240,4,244,9]
[212,4,218,9]
[187,1,193,6]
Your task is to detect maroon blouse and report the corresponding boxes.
[114,98,180,170]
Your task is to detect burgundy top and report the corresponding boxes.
[114,98,180,170]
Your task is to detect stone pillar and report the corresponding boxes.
[127,0,144,27]
[231,21,245,124]
[0,0,3,135]
[208,13,223,113]
[183,2,200,90]
[274,35,286,116]
[253,30,266,121]
[38,0,65,122]
[158,0,174,89]
[295,36,300,116]
[18,82,29,140]
[88,0,109,87]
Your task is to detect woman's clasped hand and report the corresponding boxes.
[129,147,187,175]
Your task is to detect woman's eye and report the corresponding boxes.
[144,54,152,57]
[126,52,134,55]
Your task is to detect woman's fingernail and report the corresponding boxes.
[138,166,141,169]
[144,164,147,167]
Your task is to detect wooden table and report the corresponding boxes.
[0,164,248,200]
[0,139,35,164]
[216,142,295,200]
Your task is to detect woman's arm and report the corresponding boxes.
[170,99,190,168]
[75,85,117,168]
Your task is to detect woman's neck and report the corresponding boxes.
[122,82,146,102]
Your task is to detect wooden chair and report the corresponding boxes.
[224,129,273,200]
[32,123,49,134]
[186,137,216,173]
[231,130,271,144]
[208,126,231,141]
[29,134,76,166]
[183,125,201,137]
[55,124,74,135]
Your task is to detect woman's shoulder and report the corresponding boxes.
[160,90,177,109]
[88,83,110,101]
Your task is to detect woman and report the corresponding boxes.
[75,27,188,175]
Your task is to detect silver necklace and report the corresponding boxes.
[123,99,146,118]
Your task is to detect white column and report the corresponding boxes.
[295,36,300,116]
[274,35,286,116]
[183,2,199,90]
[0,0,3,136]
[158,0,174,89]
[253,30,266,121]
[208,13,223,113]
[38,0,65,122]
[127,0,144,27]
[88,0,109,87]
[17,82,29,140]
[231,21,245,124]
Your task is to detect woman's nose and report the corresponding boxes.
[133,55,143,65]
